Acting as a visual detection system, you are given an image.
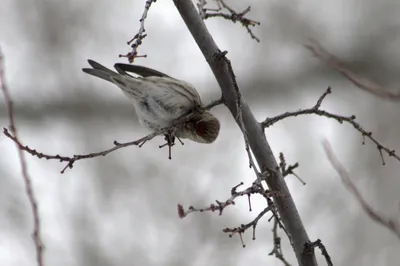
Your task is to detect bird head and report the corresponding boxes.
[177,111,220,144]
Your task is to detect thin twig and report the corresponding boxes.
[177,182,269,217]
[222,206,272,248]
[199,0,260,42]
[121,0,156,62]
[0,49,44,265]
[214,51,262,184]
[269,217,292,266]
[303,239,333,266]
[178,181,290,249]
[4,98,223,173]
[196,0,207,19]
[262,87,400,164]
[323,140,400,240]
[279,152,305,185]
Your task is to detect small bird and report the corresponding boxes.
[82,60,220,151]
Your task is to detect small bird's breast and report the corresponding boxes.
[133,95,194,131]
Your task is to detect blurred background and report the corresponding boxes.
[1,0,400,265]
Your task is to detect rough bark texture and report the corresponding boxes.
[172,1,318,265]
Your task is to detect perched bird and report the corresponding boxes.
[82,60,220,146]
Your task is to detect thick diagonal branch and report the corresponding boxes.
[172,1,317,265]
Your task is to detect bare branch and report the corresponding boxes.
[121,0,157,63]
[304,239,333,266]
[178,179,292,250]
[222,205,272,247]
[279,152,305,185]
[262,87,400,164]
[305,40,400,100]
[269,217,292,266]
[196,0,207,19]
[3,98,223,173]
[197,0,260,42]
[172,1,317,264]
[0,49,44,265]
[323,140,400,240]
[217,51,262,183]
[178,182,269,218]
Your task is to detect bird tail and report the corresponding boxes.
[82,59,119,83]
[82,59,145,99]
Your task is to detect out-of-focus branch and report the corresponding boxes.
[323,140,400,240]
[305,40,400,100]
[172,1,317,265]
[262,87,400,165]
[0,49,44,266]
[121,0,156,63]
[4,98,223,173]
[197,0,260,42]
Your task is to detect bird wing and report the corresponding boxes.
[83,60,200,102]
[113,63,201,103]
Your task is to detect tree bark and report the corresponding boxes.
[172,1,318,265]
